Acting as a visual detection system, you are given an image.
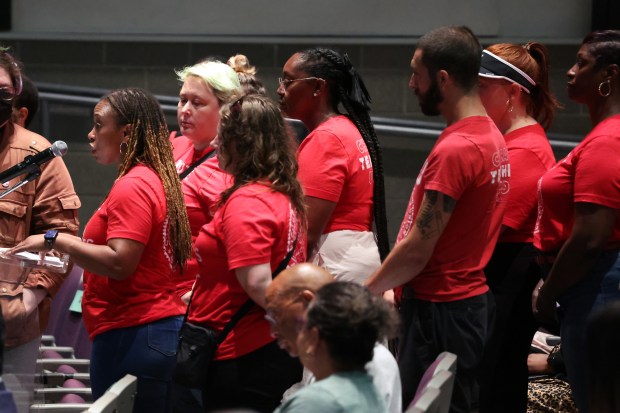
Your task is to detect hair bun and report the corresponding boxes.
[227,54,257,76]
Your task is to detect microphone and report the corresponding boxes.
[0,141,68,184]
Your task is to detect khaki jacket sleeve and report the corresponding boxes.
[23,155,81,297]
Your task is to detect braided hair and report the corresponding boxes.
[296,48,390,261]
[104,88,192,271]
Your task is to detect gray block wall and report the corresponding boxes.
[0,38,586,241]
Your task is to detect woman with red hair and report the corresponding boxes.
[476,42,561,413]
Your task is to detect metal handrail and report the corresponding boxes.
[34,82,580,150]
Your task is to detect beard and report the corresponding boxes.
[417,77,443,116]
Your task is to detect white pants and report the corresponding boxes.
[311,230,381,284]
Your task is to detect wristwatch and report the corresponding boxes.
[44,229,59,250]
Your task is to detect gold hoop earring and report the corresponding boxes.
[598,79,612,97]
[119,141,129,155]
[506,99,513,113]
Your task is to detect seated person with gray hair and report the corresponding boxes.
[266,264,401,413]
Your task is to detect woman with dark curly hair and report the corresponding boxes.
[11,88,192,413]
[275,281,398,413]
[277,48,389,284]
[187,94,306,412]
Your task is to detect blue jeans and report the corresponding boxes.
[557,249,620,413]
[90,316,183,413]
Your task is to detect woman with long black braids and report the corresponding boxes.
[277,48,389,284]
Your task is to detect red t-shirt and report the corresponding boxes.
[534,114,620,253]
[171,135,232,297]
[188,183,307,360]
[297,115,373,232]
[82,165,185,340]
[396,116,508,302]
[499,124,555,243]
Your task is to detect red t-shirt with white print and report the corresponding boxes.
[297,115,373,232]
[396,116,507,302]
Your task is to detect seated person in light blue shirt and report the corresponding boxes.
[274,281,398,413]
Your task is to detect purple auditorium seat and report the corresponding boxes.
[0,381,18,413]
[44,265,92,359]
[56,364,78,375]
[63,378,87,389]
[59,393,87,404]
[409,352,457,408]
[40,349,63,359]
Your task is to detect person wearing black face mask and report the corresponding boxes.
[0,81,15,128]
[0,48,80,413]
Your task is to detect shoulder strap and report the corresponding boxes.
[216,237,299,343]
[179,149,216,180]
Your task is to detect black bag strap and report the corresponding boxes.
[217,238,297,344]
[178,146,217,326]
[179,149,216,180]
[216,237,298,344]
[183,236,299,341]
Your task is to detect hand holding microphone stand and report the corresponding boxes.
[0,140,71,273]
[0,140,68,199]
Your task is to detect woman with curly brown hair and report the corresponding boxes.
[11,88,192,413]
[187,94,306,412]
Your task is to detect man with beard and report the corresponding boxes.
[365,26,508,413]
[0,48,79,413]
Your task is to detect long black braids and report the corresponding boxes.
[297,48,390,261]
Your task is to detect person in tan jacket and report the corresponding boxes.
[0,48,80,413]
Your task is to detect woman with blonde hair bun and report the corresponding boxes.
[227,54,266,95]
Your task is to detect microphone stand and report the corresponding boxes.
[0,165,41,199]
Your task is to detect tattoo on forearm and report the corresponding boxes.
[416,190,445,240]
[443,195,456,213]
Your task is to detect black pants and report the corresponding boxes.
[478,243,541,413]
[202,341,302,413]
[398,290,494,413]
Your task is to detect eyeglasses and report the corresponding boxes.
[264,310,307,335]
[278,77,322,89]
[0,87,16,102]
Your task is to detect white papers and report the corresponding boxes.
[0,248,69,273]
